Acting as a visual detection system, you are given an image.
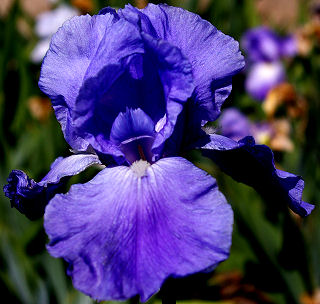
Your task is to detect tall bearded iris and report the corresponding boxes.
[4,4,314,302]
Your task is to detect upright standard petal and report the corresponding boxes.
[3,154,101,220]
[119,4,245,121]
[200,135,314,216]
[72,21,193,159]
[141,33,194,157]
[44,157,233,302]
[39,13,117,150]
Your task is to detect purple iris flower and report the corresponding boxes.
[4,4,314,302]
[242,27,297,101]
[280,35,298,58]
[218,108,252,141]
[242,26,297,63]
[218,108,274,145]
[245,61,286,101]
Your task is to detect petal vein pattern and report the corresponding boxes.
[38,14,117,150]
[120,4,245,121]
[44,157,233,302]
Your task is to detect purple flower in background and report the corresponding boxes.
[242,27,281,62]
[242,26,297,101]
[242,26,297,63]
[245,61,285,100]
[218,108,293,151]
[4,3,314,302]
[218,107,273,144]
[280,35,298,58]
[218,108,252,141]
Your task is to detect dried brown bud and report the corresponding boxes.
[134,0,148,9]
[263,83,296,118]
[71,0,94,14]
[28,96,52,122]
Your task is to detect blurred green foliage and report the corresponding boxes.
[0,0,319,303]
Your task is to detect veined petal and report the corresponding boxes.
[110,108,156,164]
[39,13,117,150]
[39,154,102,185]
[200,134,314,217]
[70,17,145,157]
[98,7,120,20]
[39,13,116,110]
[3,154,101,220]
[120,3,244,121]
[110,108,155,146]
[66,16,193,160]
[141,33,194,158]
[44,157,233,302]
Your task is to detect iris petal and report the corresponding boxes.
[43,13,194,160]
[3,154,101,220]
[77,28,193,159]
[39,13,117,150]
[44,157,233,302]
[110,108,155,163]
[141,33,194,157]
[120,3,245,122]
[110,108,155,145]
[200,134,314,216]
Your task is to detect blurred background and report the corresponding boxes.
[0,0,320,303]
